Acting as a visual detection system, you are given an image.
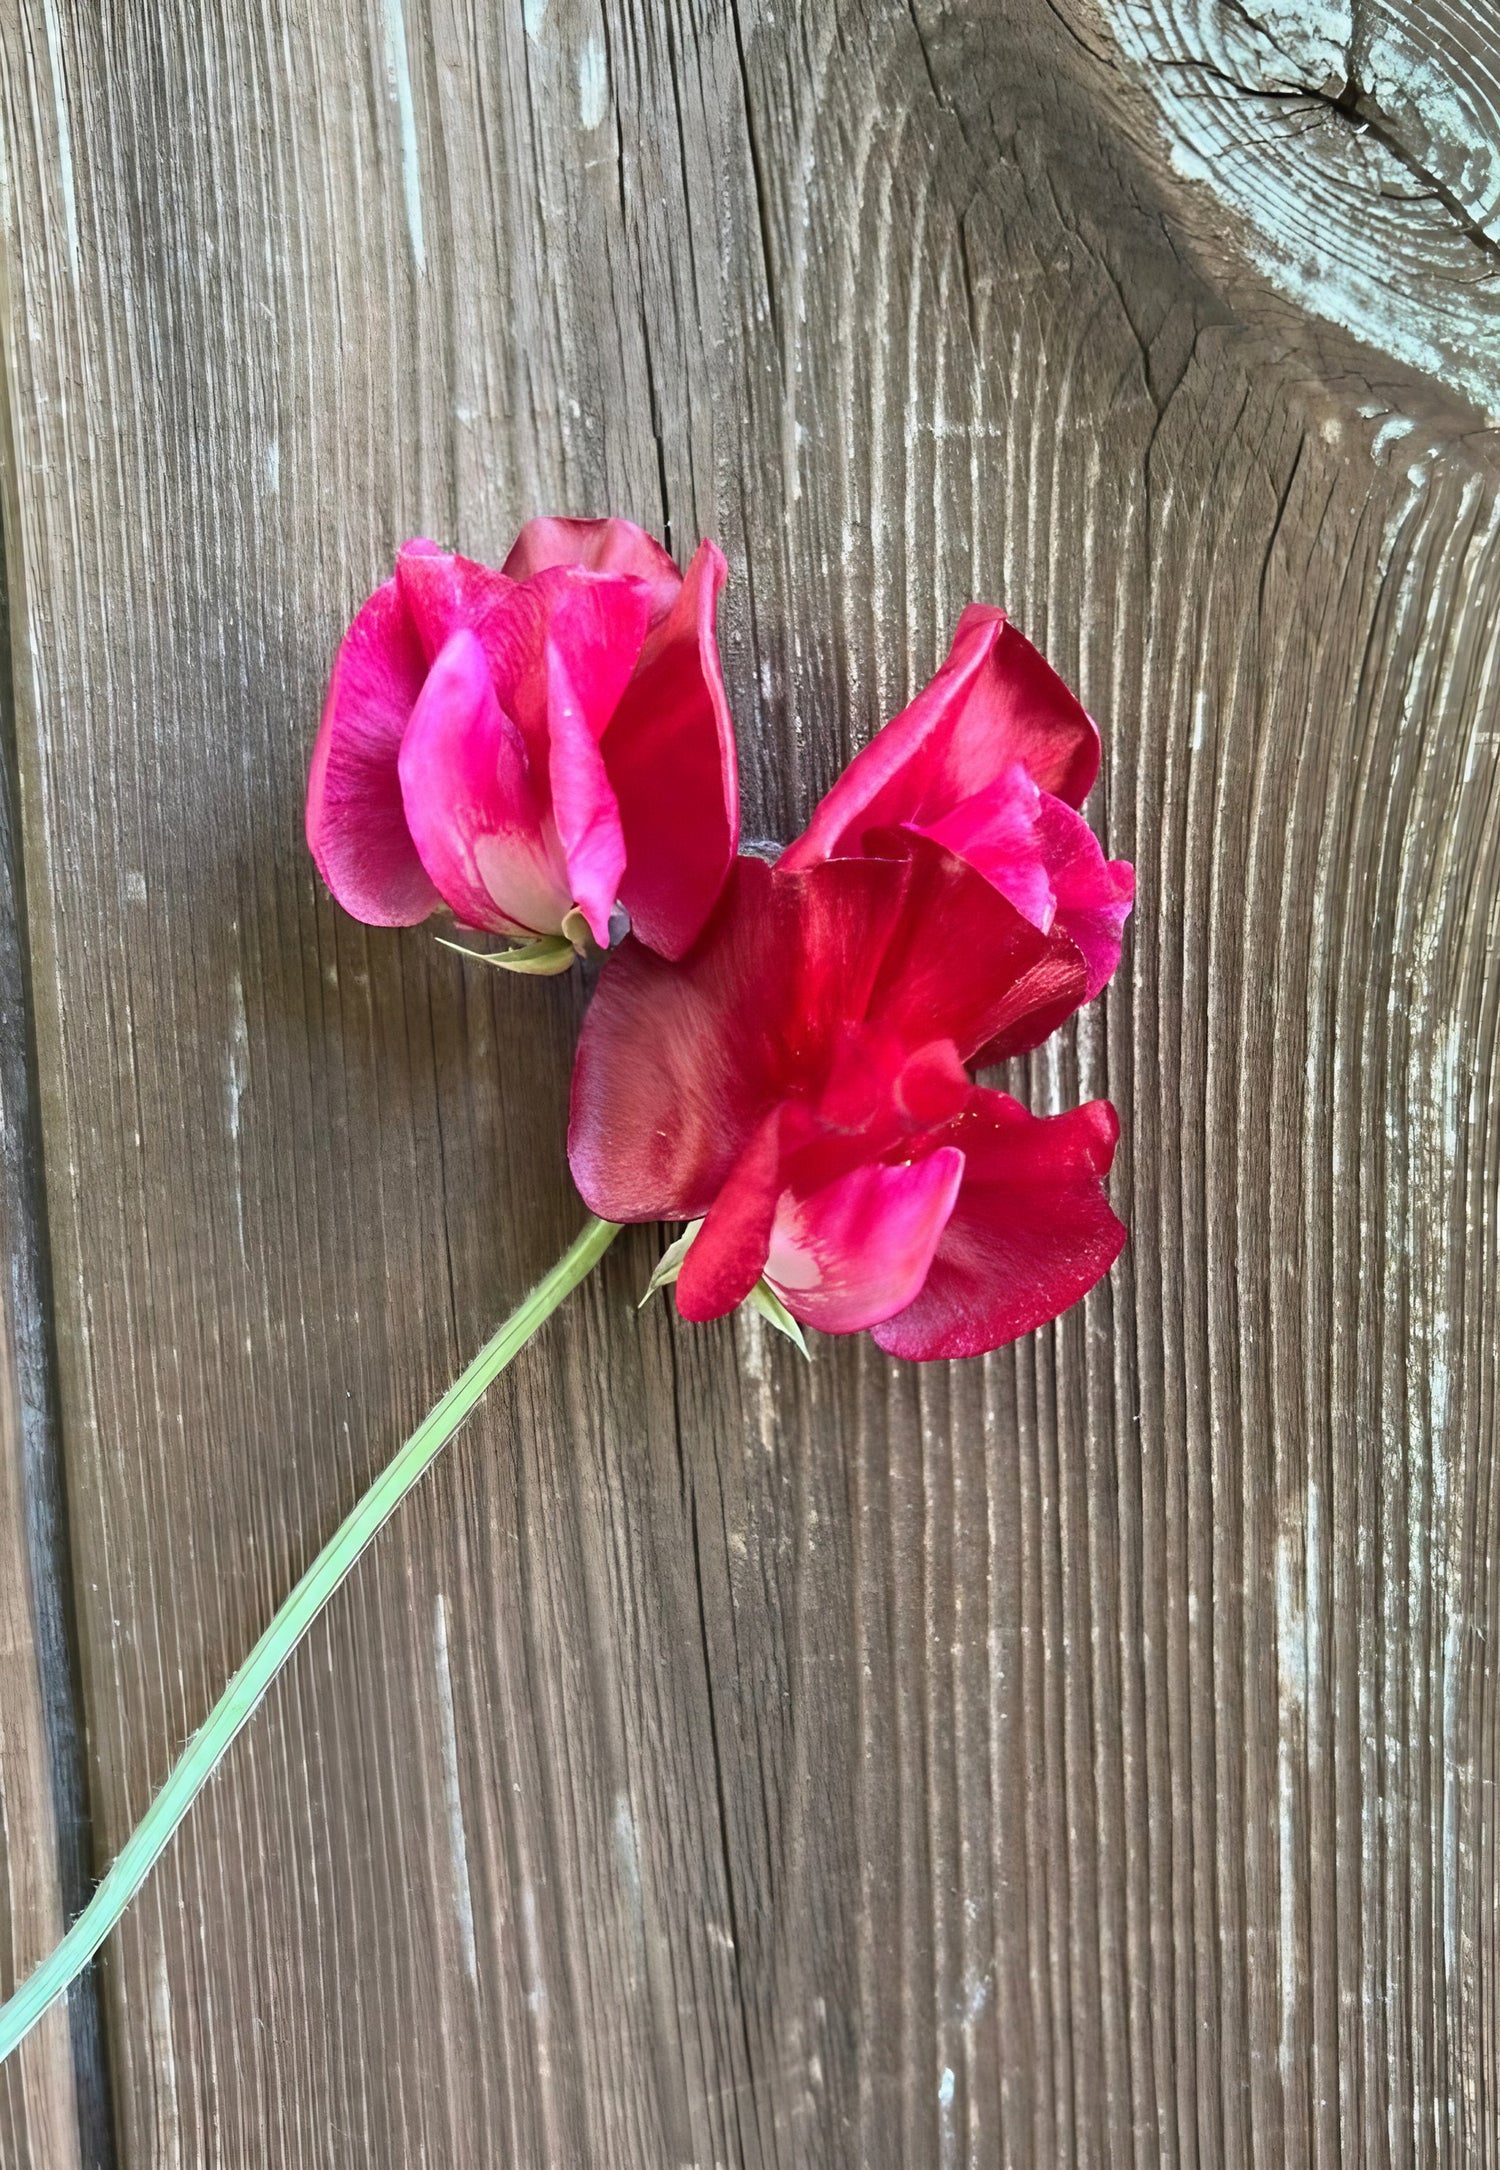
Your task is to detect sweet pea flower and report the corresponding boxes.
[306,517,738,963]
[569,835,1125,1359]
[781,608,1133,1045]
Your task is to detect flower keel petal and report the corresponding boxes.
[398,629,571,936]
[767,1147,964,1334]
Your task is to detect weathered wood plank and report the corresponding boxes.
[0,542,85,2159]
[0,0,1497,2163]
[0,1285,79,2166]
[0,1341,77,2169]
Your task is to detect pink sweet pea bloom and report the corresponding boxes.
[569,839,1125,1358]
[780,607,1133,1049]
[306,517,738,959]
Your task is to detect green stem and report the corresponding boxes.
[0,1213,622,2068]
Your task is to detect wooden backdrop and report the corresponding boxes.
[1,0,1498,2162]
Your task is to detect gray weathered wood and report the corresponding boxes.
[1097,0,1500,417]
[0,1264,79,2168]
[1,0,1499,2162]
[0,515,97,2163]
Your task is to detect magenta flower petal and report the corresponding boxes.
[1036,795,1135,1000]
[536,574,651,944]
[605,541,740,959]
[766,1146,964,1334]
[873,1094,1125,1359]
[310,524,740,958]
[922,778,1134,1004]
[397,629,570,935]
[306,578,441,926]
[919,762,1051,926]
[781,608,1099,876]
[502,515,682,627]
[393,538,517,664]
[545,639,628,948]
[469,567,644,775]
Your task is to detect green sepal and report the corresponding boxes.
[638,1230,810,1357]
[638,1220,705,1306]
[745,1278,811,1360]
[438,934,577,977]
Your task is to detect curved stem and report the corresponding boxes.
[0,1214,622,2067]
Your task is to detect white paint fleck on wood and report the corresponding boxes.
[433,1593,478,1985]
[382,0,426,277]
[577,34,608,131]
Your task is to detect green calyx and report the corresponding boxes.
[439,901,627,977]
[438,933,577,976]
[639,1223,811,1360]
[744,1277,811,1359]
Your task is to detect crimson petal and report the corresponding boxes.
[782,608,1099,875]
[604,542,739,958]
[674,1108,788,1321]
[873,1092,1124,1359]
[864,829,1084,1062]
[568,855,906,1224]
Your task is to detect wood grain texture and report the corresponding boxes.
[1097,0,1500,418]
[1,0,1498,2163]
[0,1245,77,2170]
[0,511,93,2165]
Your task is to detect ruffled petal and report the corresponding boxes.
[971,931,1092,1063]
[568,858,779,1223]
[605,541,740,958]
[921,777,1133,1004]
[569,842,1087,1226]
[864,829,1082,1063]
[394,538,517,665]
[568,855,907,1224]
[781,608,1099,875]
[767,1146,964,1334]
[306,577,440,926]
[873,1093,1125,1359]
[397,628,571,936]
[967,613,1101,808]
[475,565,648,787]
[920,761,1053,927]
[503,515,682,627]
[1036,795,1135,1000]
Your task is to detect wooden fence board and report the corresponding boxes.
[0,1209,79,2168]
[0,0,1498,2162]
[0,511,94,2164]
